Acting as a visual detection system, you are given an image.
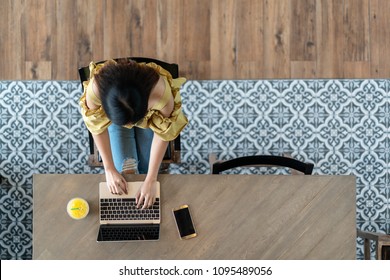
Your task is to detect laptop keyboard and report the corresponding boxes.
[98,224,160,241]
[100,197,160,221]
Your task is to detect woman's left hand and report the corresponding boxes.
[136,179,157,209]
[135,132,168,209]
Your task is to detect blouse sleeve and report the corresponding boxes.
[142,63,188,141]
[79,61,112,135]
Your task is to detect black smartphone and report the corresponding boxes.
[172,205,197,240]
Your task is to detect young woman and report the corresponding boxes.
[79,59,188,209]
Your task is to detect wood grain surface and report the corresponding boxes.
[1,0,389,80]
[33,174,356,260]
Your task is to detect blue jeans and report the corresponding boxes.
[108,124,153,174]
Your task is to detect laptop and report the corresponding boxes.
[97,181,161,242]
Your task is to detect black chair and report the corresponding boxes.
[78,57,181,168]
[211,155,314,175]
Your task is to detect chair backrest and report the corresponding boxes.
[211,155,314,175]
[78,57,181,168]
[78,57,179,83]
[357,229,390,260]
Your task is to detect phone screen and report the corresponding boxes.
[173,205,197,239]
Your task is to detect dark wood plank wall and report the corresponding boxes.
[1,0,389,80]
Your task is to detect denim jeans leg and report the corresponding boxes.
[108,124,138,173]
[135,127,154,174]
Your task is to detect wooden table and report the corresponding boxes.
[33,174,356,259]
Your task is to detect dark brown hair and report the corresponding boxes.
[93,59,160,125]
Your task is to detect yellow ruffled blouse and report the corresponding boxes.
[79,60,188,141]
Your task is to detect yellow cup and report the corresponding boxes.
[67,197,89,220]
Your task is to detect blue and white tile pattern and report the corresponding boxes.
[1,79,390,259]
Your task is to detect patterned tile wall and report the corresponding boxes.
[1,80,389,259]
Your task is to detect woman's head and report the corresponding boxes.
[93,59,159,125]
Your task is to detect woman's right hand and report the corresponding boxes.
[105,167,128,195]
